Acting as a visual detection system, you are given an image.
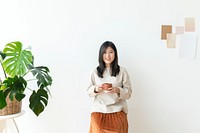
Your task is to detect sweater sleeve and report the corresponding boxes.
[118,68,132,99]
[87,70,98,97]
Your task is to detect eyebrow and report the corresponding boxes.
[106,49,114,51]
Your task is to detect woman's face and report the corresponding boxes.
[103,46,115,67]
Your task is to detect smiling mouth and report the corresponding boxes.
[105,58,111,60]
[105,59,111,62]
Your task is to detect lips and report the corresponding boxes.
[104,58,111,61]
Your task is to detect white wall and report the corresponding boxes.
[1,0,200,133]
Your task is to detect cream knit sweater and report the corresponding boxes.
[87,67,132,114]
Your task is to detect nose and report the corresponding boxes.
[105,53,110,57]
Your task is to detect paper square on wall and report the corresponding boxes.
[179,34,197,59]
[161,25,172,40]
[167,33,176,48]
[185,18,195,32]
[176,26,184,35]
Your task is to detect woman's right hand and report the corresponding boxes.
[94,85,103,93]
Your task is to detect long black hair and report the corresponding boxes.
[97,41,120,78]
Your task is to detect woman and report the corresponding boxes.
[87,41,132,133]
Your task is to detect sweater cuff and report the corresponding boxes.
[118,87,128,99]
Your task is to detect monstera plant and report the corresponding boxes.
[0,41,52,116]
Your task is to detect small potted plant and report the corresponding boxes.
[0,41,52,116]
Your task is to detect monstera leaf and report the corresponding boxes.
[29,88,48,116]
[0,51,6,60]
[2,41,33,77]
[28,65,52,90]
[3,76,27,101]
[0,91,6,109]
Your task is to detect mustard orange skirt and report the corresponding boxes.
[89,111,128,133]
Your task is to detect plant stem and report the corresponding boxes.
[26,79,37,82]
[0,61,7,79]
[26,87,33,91]
[22,70,31,77]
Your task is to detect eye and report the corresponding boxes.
[110,51,114,53]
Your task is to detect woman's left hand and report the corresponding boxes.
[107,87,120,94]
